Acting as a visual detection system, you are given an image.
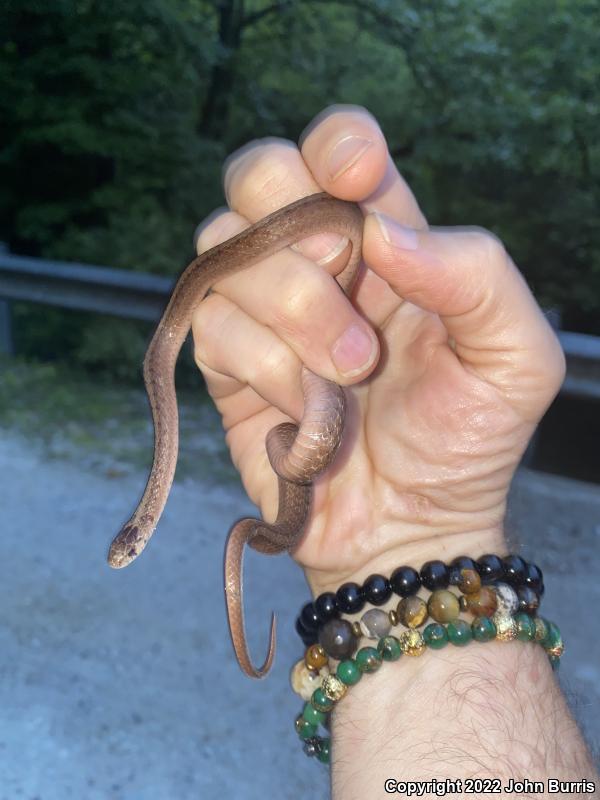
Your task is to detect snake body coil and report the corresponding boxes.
[108,193,364,677]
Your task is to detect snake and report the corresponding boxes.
[107,192,364,678]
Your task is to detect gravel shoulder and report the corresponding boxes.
[0,429,598,799]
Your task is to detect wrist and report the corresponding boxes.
[330,641,595,788]
[303,525,507,599]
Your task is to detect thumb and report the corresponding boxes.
[362,212,566,420]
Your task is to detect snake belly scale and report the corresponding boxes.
[108,193,364,678]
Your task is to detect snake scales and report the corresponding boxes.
[107,193,364,677]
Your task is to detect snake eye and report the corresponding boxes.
[128,547,137,558]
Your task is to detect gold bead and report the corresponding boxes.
[459,594,468,611]
[534,617,548,642]
[399,628,426,656]
[322,674,348,702]
[493,613,518,641]
[351,621,362,638]
[389,609,398,626]
[397,596,428,628]
[305,643,328,670]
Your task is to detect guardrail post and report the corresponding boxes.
[0,243,13,355]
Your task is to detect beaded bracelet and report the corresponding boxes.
[313,571,543,662]
[296,554,544,646]
[293,612,564,766]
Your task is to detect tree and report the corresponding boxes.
[0,0,597,375]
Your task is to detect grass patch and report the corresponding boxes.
[0,356,238,485]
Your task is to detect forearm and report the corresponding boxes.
[303,526,598,798]
[330,608,597,799]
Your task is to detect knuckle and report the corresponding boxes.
[228,139,301,206]
[194,210,243,254]
[272,266,324,335]
[256,342,289,382]
[467,227,508,271]
[191,294,229,367]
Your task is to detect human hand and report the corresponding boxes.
[192,105,566,596]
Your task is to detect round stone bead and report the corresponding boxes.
[448,565,462,586]
[492,612,518,641]
[300,602,320,632]
[517,586,540,615]
[360,608,392,640]
[356,646,382,673]
[451,555,478,572]
[494,582,519,616]
[290,659,329,701]
[311,687,334,713]
[296,715,317,740]
[317,738,331,764]
[319,618,358,660]
[399,629,426,656]
[302,736,320,756]
[315,592,339,623]
[447,619,472,646]
[302,702,326,726]
[502,554,527,585]
[544,639,565,659]
[540,620,563,655]
[397,596,428,628]
[464,586,498,617]
[476,554,504,584]
[514,612,537,641]
[295,616,316,646]
[322,674,348,701]
[336,582,365,614]
[534,617,548,642]
[457,568,481,595]
[305,643,328,670]
[377,635,402,661]
[420,560,450,590]
[423,623,449,649]
[390,565,421,597]
[471,616,497,642]
[523,562,544,593]
[336,659,362,686]
[428,589,460,623]
[363,573,392,606]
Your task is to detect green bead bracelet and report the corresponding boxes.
[295,613,563,765]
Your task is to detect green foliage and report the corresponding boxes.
[0,0,598,380]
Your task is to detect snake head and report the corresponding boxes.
[107,524,139,569]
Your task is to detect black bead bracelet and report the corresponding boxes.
[296,553,544,646]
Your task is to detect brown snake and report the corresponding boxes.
[107,192,364,678]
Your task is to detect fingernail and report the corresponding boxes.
[291,234,349,265]
[328,136,373,181]
[374,212,419,250]
[331,324,377,378]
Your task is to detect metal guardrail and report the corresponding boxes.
[0,247,599,401]
[557,331,600,400]
[0,250,173,323]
